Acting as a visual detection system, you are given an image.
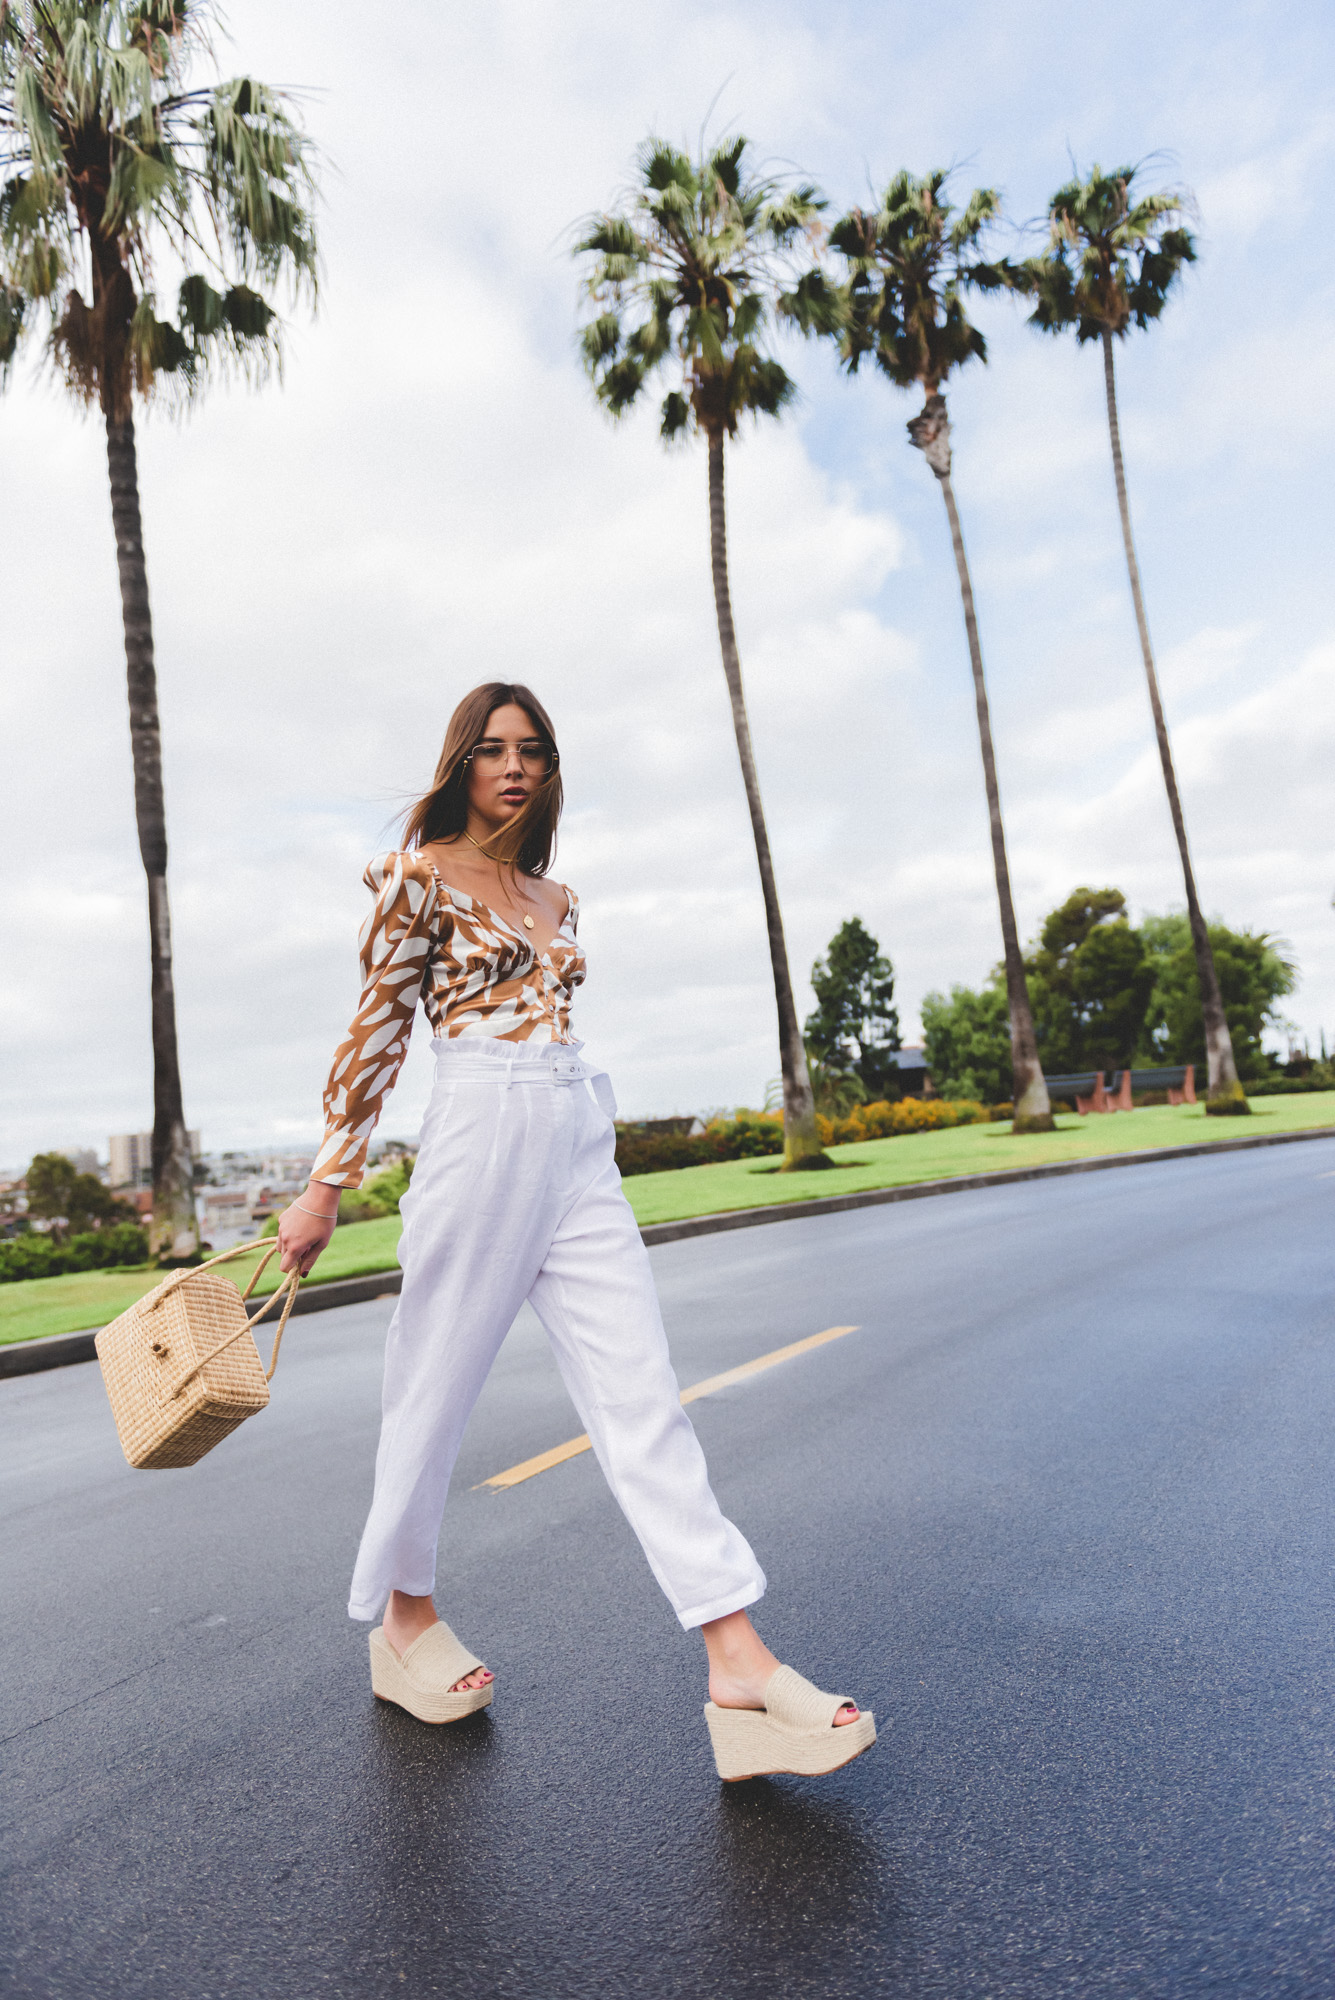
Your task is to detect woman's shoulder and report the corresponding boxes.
[362,849,440,910]
[552,879,579,927]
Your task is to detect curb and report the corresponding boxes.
[638,1120,1335,1243]
[6,1121,1334,1379]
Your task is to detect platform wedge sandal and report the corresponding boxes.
[369,1621,494,1724]
[704,1665,876,1780]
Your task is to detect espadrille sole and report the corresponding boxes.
[369,1628,494,1725]
[704,1700,877,1780]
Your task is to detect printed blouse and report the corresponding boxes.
[312,849,585,1187]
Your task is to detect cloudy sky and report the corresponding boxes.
[3,0,1333,1170]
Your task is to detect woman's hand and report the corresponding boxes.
[277,1181,341,1276]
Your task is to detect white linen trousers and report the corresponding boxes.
[346,1035,766,1628]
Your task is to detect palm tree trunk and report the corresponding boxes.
[707,430,827,1167]
[106,410,200,1256]
[1101,332,1245,1112]
[908,394,1054,1132]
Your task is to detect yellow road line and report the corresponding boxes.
[477,1324,858,1491]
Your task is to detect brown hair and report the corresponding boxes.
[401,683,563,876]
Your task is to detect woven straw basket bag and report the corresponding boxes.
[96,1239,300,1471]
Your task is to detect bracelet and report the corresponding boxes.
[293,1200,338,1224]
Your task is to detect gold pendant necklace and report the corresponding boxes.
[463,830,535,929]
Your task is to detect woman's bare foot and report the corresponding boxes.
[383,1589,493,1694]
[701,1608,858,1725]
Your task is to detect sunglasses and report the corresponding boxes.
[464,738,558,776]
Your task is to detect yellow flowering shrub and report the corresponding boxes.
[815,1097,990,1146]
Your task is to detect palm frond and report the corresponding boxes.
[950,185,1000,248]
[596,351,648,418]
[642,139,694,195]
[827,209,877,265]
[761,183,825,245]
[706,134,746,198]
[825,167,1004,393]
[777,264,844,338]
[0,1,319,414]
[0,276,25,373]
[12,58,64,173]
[572,129,828,442]
[579,310,620,367]
[659,387,689,439]
[194,76,318,292]
[128,287,191,385]
[575,214,641,262]
[1024,161,1195,342]
[736,350,794,419]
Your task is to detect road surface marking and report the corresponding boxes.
[476,1325,859,1491]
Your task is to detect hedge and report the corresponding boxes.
[815,1098,990,1145]
[0,1221,149,1284]
[614,1099,989,1176]
[615,1112,784,1177]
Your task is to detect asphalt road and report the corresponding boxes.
[3,1139,1334,1999]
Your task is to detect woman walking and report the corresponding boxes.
[277,683,874,1780]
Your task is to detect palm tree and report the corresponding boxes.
[574,136,835,1168]
[0,1,319,1257]
[823,171,1054,1132]
[1020,165,1247,1112]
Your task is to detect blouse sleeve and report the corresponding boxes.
[311,852,441,1188]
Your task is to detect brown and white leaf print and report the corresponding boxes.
[312,850,585,1187]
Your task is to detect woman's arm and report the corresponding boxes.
[277,1176,340,1275]
[278,852,439,1277]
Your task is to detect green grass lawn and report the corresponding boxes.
[0,1216,403,1348]
[625,1092,1335,1223]
[6,1093,1333,1348]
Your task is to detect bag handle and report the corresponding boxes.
[148,1238,304,1400]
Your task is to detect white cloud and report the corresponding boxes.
[2,0,1333,1170]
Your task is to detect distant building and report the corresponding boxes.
[889,1048,933,1096]
[195,1168,304,1251]
[256,1153,316,1186]
[59,1148,101,1176]
[0,1173,27,1238]
[616,1116,706,1137]
[196,1188,263,1252]
[109,1130,201,1190]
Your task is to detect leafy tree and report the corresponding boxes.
[1025,888,1154,1074]
[0,3,319,1255]
[337,1153,414,1225]
[1140,914,1295,1081]
[1020,166,1247,1115]
[574,135,833,1169]
[803,1054,868,1119]
[822,172,1053,1132]
[25,1152,135,1240]
[805,916,902,1100]
[920,978,1011,1105]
